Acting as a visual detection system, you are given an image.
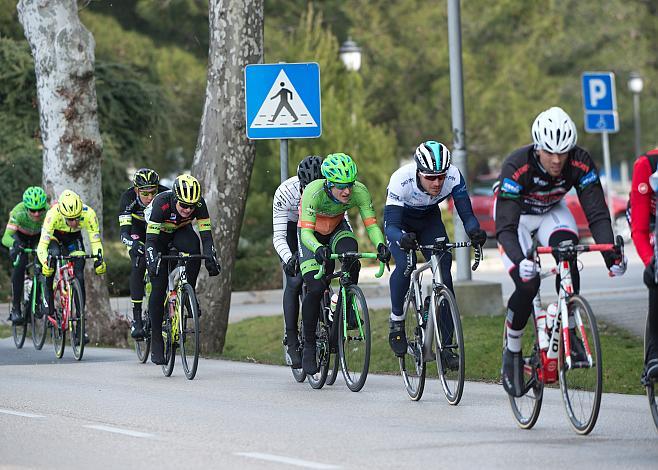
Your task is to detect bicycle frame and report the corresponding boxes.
[47,260,75,330]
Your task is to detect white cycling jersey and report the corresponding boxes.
[385,163,465,212]
[272,176,301,264]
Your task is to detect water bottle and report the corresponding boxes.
[23,277,32,303]
[535,308,549,350]
[546,303,558,331]
[328,293,339,322]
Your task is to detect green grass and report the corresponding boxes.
[220,310,646,395]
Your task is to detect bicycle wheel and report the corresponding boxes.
[135,276,151,363]
[307,320,330,389]
[326,349,340,386]
[11,305,27,349]
[432,287,464,405]
[162,309,175,377]
[179,284,200,380]
[338,285,371,392]
[645,314,658,432]
[31,278,47,350]
[503,315,544,429]
[51,285,66,359]
[290,327,306,383]
[399,291,426,401]
[559,295,602,435]
[69,279,85,361]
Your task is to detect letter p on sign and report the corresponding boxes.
[588,79,607,107]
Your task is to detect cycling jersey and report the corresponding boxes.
[384,163,479,243]
[2,202,45,249]
[37,204,103,266]
[496,144,612,265]
[272,176,301,264]
[630,148,658,266]
[118,184,168,247]
[299,179,385,252]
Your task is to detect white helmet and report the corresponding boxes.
[531,106,577,154]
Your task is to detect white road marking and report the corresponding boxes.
[235,452,341,469]
[0,408,45,419]
[84,424,154,439]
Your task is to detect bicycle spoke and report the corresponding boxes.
[433,288,465,405]
[399,293,426,401]
[338,285,370,392]
[180,284,200,380]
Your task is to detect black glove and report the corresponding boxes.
[9,240,23,260]
[314,245,332,265]
[145,246,160,278]
[399,233,417,252]
[468,228,487,247]
[204,246,221,277]
[377,243,392,263]
[283,252,299,277]
[129,240,145,257]
[602,249,622,270]
[644,258,658,287]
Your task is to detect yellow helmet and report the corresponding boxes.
[173,174,201,205]
[57,190,83,218]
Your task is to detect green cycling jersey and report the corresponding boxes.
[2,202,45,248]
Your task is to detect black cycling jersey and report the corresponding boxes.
[495,144,613,264]
[118,184,168,246]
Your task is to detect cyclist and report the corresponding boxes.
[272,155,323,369]
[2,187,48,323]
[37,190,107,344]
[384,141,486,366]
[629,147,658,382]
[144,174,221,365]
[118,168,168,339]
[298,153,391,375]
[495,106,626,397]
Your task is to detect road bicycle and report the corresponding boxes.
[134,257,152,364]
[10,247,47,350]
[399,238,481,405]
[160,252,209,380]
[643,316,658,433]
[309,252,385,392]
[48,252,103,360]
[505,237,623,435]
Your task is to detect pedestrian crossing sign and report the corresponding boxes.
[245,62,322,139]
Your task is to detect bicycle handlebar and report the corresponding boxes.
[313,252,385,280]
[160,253,212,261]
[531,235,624,259]
[12,247,36,267]
[403,239,482,277]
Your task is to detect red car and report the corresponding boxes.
[449,177,630,241]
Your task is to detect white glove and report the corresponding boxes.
[609,256,627,277]
[518,258,538,280]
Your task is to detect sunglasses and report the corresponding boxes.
[138,189,157,197]
[332,182,354,190]
[419,172,447,181]
[28,208,44,214]
[64,216,81,222]
[178,202,196,210]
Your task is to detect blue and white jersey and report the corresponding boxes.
[385,163,465,213]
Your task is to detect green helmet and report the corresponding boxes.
[321,153,358,184]
[23,186,47,211]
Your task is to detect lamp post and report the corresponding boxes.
[339,38,362,72]
[628,71,643,158]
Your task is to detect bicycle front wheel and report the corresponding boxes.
[503,315,544,429]
[338,285,371,392]
[162,310,175,377]
[180,284,200,380]
[399,292,426,401]
[560,295,602,435]
[135,277,151,363]
[69,279,85,361]
[52,287,65,359]
[432,287,464,405]
[31,280,47,350]
[645,314,658,432]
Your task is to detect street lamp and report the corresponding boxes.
[627,71,643,157]
[339,38,361,72]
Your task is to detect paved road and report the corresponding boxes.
[1,338,656,469]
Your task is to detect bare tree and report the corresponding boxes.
[17,0,124,345]
[191,0,264,353]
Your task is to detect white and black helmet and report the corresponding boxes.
[531,106,578,154]
[414,141,451,174]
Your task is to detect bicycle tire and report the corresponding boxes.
[162,312,176,377]
[307,319,330,389]
[52,285,66,359]
[326,349,340,386]
[399,291,426,401]
[69,278,85,361]
[284,290,305,383]
[180,283,200,380]
[645,314,658,433]
[31,278,47,350]
[338,284,371,392]
[503,315,544,429]
[559,295,602,435]
[432,287,464,405]
[11,307,27,349]
[135,275,151,363]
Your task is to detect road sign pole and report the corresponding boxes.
[601,132,614,219]
[280,139,289,184]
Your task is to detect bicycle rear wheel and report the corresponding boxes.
[308,320,330,389]
[52,287,65,359]
[180,284,200,380]
[162,312,175,377]
[326,348,340,386]
[645,314,658,432]
[69,279,85,361]
[11,306,27,349]
[290,327,306,383]
[135,276,151,363]
[432,287,464,405]
[31,279,47,350]
[399,292,426,401]
[560,295,602,435]
[338,285,371,392]
[503,315,544,429]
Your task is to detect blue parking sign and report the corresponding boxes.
[581,72,618,133]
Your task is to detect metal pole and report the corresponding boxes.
[280,139,289,184]
[601,132,614,219]
[633,92,642,158]
[447,0,470,281]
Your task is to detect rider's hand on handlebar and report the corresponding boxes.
[9,240,24,260]
[41,263,54,277]
[129,240,145,258]
[283,252,299,277]
[467,228,487,247]
[205,257,221,277]
[146,247,161,278]
[94,250,106,275]
[518,258,538,281]
[314,245,332,265]
[377,243,392,264]
[603,250,627,277]
[398,233,417,252]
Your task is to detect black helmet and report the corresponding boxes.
[132,168,160,188]
[297,155,323,190]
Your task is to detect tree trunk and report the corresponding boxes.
[191,0,264,353]
[17,0,124,345]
